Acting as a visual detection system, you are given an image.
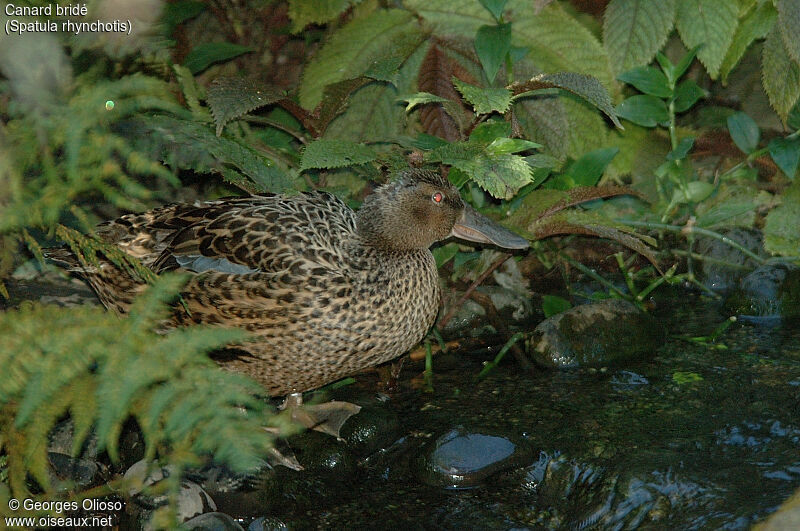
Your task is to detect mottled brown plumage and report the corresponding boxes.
[48,169,528,396]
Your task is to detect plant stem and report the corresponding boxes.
[438,252,511,329]
[617,219,768,265]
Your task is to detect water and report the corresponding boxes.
[248,289,800,529]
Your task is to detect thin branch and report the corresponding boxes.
[438,252,511,329]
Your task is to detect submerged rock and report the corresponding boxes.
[526,299,664,369]
[723,261,800,320]
[695,228,766,292]
[182,512,244,530]
[417,427,519,488]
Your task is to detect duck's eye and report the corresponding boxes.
[432,192,444,204]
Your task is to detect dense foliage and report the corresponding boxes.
[1,0,799,525]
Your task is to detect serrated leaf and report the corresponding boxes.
[183,42,253,75]
[762,27,800,123]
[404,0,495,36]
[675,0,738,78]
[603,0,677,75]
[565,147,620,186]
[673,79,706,112]
[727,112,760,154]
[454,153,533,199]
[768,137,800,179]
[777,0,800,65]
[513,2,615,90]
[764,182,800,255]
[617,66,672,97]
[288,0,358,33]
[486,137,541,155]
[207,77,285,136]
[401,92,452,112]
[453,78,512,114]
[299,9,425,109]
[130,116,292,193]
[475,23,512,82]
[325,44,427,142]
[300,139,377,171]
[510,72,622,129]
[719,2,777,81]
[616,95,669,127]
[479,0,508,21]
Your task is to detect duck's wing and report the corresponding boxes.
[151,192,358,275]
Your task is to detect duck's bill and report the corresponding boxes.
[450,204,529,250]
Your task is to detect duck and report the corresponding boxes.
[48,168,528,416]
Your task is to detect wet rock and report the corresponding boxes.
[695,228,766,292]
[477,285,535,323]
[123,460,217,527]
[48,452,101,488]
[183,512,244,530]
[526,299,664,369]
[247,516,289,531]
[723,261,800,320]
[417,428,519,488]
[289,430,357,476]
[437,295,487,337]
[339,404,401,457]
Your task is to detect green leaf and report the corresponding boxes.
[510,72,622,129]
[300,139,377,171]
[162,0,206,35]
[617,66,672,97]
[768,137,800,179]
[324,37,427,142]
[671,45,702,82]
[183,43,253,74]
[673,79,706,112]
[299,9,425,109]
[542,294,571,317]
[455,153,534,199]
[288,0,358,33]
[512,2,615,90]
[486,137,541,155]
[452,78,512,114]
[479,0,508,21]
[675,0,738,79]
[433,242,460,267]
[762,27,800,124]
[401,92,452,112]
[475,23,512,82]
[470,120,512,143]
[666,136,695,161]
[616,95,669,127]
[777,0,800,65]
[719,2,777,81]
[207,77,285,136]
[603,0,677,75]
[673,181,714,204]
[565,147,619,186]
[764,182,800,255]
[673,371,704,384]
[727,112,760,154]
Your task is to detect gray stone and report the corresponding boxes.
[417,428,518,488]
[183,512,244,530]
[723,261,800,320]
[526,299,664,369]
[695,227,766,292]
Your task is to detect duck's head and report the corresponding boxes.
[356,169,529,252]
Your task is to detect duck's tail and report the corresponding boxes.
[43,245,148,313]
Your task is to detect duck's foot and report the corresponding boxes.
[280,393,361,439]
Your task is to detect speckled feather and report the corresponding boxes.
[48,171,464,396]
